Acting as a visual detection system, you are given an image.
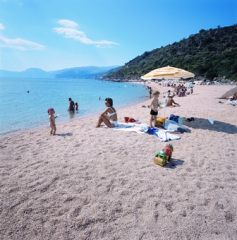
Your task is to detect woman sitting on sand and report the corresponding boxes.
[96,98,118,128]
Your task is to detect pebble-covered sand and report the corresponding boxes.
[0,84,237,240]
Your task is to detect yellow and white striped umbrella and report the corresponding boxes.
[141,66,195,80]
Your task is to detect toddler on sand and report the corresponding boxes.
[150,91,161,128]
[48,108,58,135]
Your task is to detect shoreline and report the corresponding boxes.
[1,84,237,239]
[0,83,234,139]
[0,82,149,138]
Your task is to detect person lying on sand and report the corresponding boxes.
[166,96,180,107]
[231,93,237,101]
[96,98,118,128]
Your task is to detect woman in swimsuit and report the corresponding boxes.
[96,98,118,128]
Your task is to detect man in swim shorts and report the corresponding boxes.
[68,98,75,111]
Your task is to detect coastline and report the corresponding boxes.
[1,84,237,239]
[0,81,148,138]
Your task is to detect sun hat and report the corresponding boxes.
[47,108,54,113]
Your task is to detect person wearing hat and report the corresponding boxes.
[48,108,58,135]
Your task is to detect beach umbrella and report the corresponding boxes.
[141,66,194,118]
[219,86,237,99]
[141,66,195,80]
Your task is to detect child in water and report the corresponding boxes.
[75,102,78,110]
[150,91,161,128]
[48,108,58,135]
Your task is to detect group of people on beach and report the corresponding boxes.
[94,87,180,129]
[174,84,193,97]
[47,82,196,135]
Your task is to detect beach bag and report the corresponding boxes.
[129,118,136,122]
[156,117,166,127]
[169,114,179,123]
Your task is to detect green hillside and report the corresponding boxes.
[105,25,237,81]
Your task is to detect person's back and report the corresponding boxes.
[70,100,74,108]
[68,98,75,111]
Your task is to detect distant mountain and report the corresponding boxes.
[55,66,120,79]
[94,66,121,79]
[0,66,120,79]
[104,24,237,81]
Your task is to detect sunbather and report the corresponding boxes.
[96,98,118,128]
[231,93,237,101]
[166,96,180,107]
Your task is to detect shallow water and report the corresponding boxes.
[0,78,148,135]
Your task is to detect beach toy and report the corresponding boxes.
[156,117,166,127]
[154,144,174,166]
[124,117,129,123]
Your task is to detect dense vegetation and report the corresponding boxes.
[105,25,237,81]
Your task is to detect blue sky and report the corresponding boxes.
[0,0,236,71]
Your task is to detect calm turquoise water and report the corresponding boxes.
[0,77,148,136]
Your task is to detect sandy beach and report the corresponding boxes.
[0,84,237,240]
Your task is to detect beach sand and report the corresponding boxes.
[0,84,237,239]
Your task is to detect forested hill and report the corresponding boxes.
[105,25,237,81]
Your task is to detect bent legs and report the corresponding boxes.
[96,114,115,128]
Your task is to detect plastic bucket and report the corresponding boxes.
[124,117,129,123]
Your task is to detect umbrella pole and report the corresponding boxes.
[163,81,167,118]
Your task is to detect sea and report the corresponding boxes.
[0,77,148,136]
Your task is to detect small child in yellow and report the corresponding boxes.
[48,108,58,135]
[150,91,161,128]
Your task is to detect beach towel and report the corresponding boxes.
[107,123,144,133]
[227,99,236,106]
[164,120,187,133]
[140,124,181,142]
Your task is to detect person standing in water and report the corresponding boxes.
[75,102,78,110]
[68,98,75,111]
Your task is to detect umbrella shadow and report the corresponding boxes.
[182,117,237,134]
[164,158,185,169]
